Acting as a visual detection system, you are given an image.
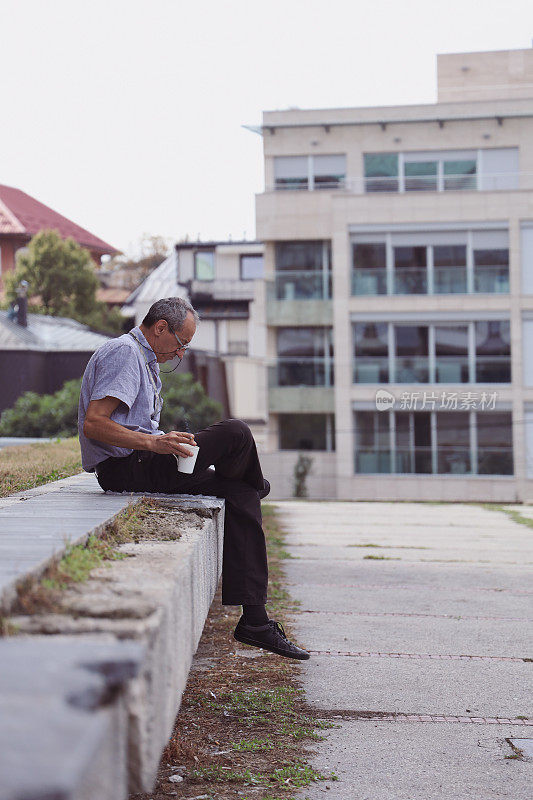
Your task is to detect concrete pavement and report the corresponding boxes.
[273,500,533,800]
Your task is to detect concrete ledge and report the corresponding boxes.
[0,473,225,798]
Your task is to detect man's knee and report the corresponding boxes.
[224,418,252,440]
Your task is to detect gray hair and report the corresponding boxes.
[142,297,199,331]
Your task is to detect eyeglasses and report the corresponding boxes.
[167,323,191,353]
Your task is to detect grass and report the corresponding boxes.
[482,503,533,532]
[148,503,338,800]
[6,498,164,619]
[0,437,82,497]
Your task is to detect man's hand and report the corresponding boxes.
[149,431,197,458]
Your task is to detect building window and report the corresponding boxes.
[274,241,332,300]
[194,250,215,281]
[352,243,387,295]
[240,254,264,280]
[351,229,509,296]
[353,323,389,383]
[434,245,467,294]
[475,321,511,382]
[352,320,511,384]
[354,410,513,475]
[364,148,518,193]
[363,153,399,192]
[274,155,346,191]
[279,414,335,451]
[273,327,334,387]
[395,326,430,382]
[394,246,427,294]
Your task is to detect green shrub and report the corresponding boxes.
[159,371,223,432]
[0,379,82,437]
[0,372,223,438]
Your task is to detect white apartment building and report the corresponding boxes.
[254,47,533,502]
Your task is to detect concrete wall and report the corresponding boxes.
[260,450,337,499]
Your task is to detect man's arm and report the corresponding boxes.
[83,396,196,457]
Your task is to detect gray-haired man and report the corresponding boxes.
[78,297,309,660]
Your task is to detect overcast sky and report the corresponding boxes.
[1,0,533,258]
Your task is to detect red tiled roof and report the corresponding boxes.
[0,184,120,255]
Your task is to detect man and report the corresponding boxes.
[78,297,309,660]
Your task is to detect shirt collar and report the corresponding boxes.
[130,326,158,367]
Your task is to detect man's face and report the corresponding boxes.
[153,312,196,362]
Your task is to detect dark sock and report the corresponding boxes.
[242,603,269,626]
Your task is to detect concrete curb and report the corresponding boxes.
[0,474,225,799]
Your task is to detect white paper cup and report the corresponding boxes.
[175,445,199,474]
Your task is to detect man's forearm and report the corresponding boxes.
[84,415,156,451]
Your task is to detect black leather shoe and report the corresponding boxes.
[258,479,270,500]
[233,617,310,660]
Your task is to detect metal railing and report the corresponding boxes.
[266,170,529,194]
[351,266,509,296]
[352,355,509,384]
[268,271,332,301]
[189,279,256,301]
[269,358,334,387]
[355,446,513,475]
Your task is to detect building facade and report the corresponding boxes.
[255,48,533,502]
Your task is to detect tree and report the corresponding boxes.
[159,372,223,433]
[5,229,126,334]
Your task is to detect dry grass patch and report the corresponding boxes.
[3,499,190,624]
[0,437,82,497]
[129,503,337,800]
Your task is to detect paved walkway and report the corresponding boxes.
[272,500,533,800]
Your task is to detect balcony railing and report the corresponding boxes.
[269,357,334,387]
[475,356,511,383]
[353,357,389,383]
[352,269,387,295]
[351,266,509,296]
[474,267,510,293]
[434,266,467,294]
[395,356,430,383]
[189,279,256,301]
[266,171,529,194]
[355,446,513,475]
[394,269,427,295]
[268,271,332,301]
[352,355,508,384]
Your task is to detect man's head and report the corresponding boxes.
[140,297,199,363]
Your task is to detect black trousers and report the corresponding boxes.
[94,419,269,606]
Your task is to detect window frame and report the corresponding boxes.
[194,249,215,281]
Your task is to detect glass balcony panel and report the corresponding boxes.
[270,358,334,387]
[404,162,438,192]
[394,447,433,473]
[475,356,511,383]
[395,357,430,383]
[354,357,389,383]
[433,266,467,294]
[274,271,332,300]
[394,268,427,294]
[352,268,387,295]
[443,160,477,191]
[313,175,345,189]
[274,177,308,190]
[477,448,514,475]
[474,267,510,293]
[435,357,469,383]
[437,447,471,474]
[356,450,393,473]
